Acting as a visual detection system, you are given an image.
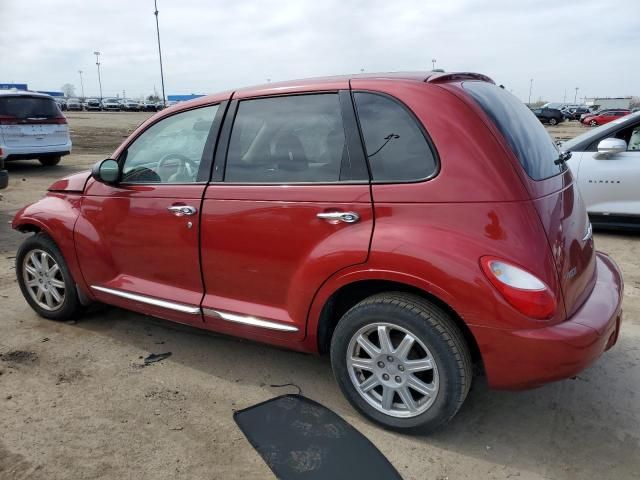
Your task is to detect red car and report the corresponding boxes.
[12,72,623,433]
[582,109,631,126]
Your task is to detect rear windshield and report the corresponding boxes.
[0,96,61,119]
[463,82,564,180]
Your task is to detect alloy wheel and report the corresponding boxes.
[346,322,439,418]
[22,249,66,311]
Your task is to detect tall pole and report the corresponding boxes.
[154,0,166,108]
[431,58,437,70]
[94,51,103,100]
[528,78,533,105]
[78,70,85,98]
[574,87,579,104]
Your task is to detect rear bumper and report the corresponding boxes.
[472,251,623,390]
[2,140,72,160]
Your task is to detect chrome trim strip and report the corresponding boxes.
[202,308,299,332]
[583,222,593,242]
[91,286,201,314]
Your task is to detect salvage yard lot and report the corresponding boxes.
[1,112,639,479]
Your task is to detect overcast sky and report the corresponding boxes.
[0,0,637,102]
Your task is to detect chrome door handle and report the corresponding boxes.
[168,205,197,216]
[316,211,360,224]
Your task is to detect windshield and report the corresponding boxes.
[463,81,564,181]
[0,96,61,119]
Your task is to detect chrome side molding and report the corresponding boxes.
[202,308,299,332]
[91,285,201,314]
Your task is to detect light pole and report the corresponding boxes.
[528,78,533,105]
[574,87,579,104]
[94,51,103,100]
[154,0,167,108]
[78,70,85,99]
[431,58,437,70]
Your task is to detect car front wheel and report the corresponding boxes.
[330,292,472,434]
[16,233,82,320]
[590,120,598,126]
[38,156,61,166]
[549,117,558,125]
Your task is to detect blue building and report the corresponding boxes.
[0,83,28,90]
[167,94,205,102]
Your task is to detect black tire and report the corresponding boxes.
[549,117,558,126]
[38,156,61,166]
[330,292,472,434]
[16,233,82,320]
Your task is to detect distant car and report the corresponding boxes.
[531,107,564,125]
[0,89,71,167]
[101,98,122,111]
[66,98,83,111]
[581,110,630,127]
[563,111,640,229]
[140,101,157,112]
[85,98,102,111]
[122,99,140,112]
[54,98,67,111]
[566,106,591,121]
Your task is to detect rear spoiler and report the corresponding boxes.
[426,72,495,84]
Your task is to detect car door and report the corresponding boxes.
[75,103,226,326]
[575,121,640,216]
[199,91,373,342]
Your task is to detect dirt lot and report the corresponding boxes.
[1,113,639,480]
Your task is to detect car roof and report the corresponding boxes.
[159,71,493,114]
[0,89,54,99]
[563,111,640,151]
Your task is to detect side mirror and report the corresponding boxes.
[595,138,627,159]
[92,159,120,184]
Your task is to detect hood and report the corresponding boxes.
[48,170,91,193]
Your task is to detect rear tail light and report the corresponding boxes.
[480,256,557,319]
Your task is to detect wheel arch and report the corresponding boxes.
[312,277,482,367]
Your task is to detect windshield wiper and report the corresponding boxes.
[554,150,572,166]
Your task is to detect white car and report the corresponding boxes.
[0,89,72,167]
[563,111,640,229]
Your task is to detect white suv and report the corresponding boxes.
[0,89,72,167]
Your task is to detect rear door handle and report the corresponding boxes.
[316,211,360,224]
[168,205,197,216]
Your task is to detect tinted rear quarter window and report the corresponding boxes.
[353,92,437,182]
[463,82,563,181]
[0,96,61,119]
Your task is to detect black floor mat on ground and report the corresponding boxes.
[234,394,402,480]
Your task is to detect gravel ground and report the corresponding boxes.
[0,113,638,480]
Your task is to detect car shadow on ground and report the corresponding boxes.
[69,304,639,480]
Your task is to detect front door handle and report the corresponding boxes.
[168,205,197,216]
[316,211,360,224]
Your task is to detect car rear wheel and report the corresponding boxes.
[330,292,472,433]
[38,156,61,166]
[16,233,82,320]
[590,120,598,126]
[549,117,558,126]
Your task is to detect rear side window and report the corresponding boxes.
[225,94,348,183]
[0,96,61,120]
[463,82,563,180]
[353,92,436,182]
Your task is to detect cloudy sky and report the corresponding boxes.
[0,0,637,102]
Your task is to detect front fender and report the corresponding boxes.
[12,194,92,301]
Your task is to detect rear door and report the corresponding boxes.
[463,81,596,318]
[0,95,68,148]
[200,91,372,340]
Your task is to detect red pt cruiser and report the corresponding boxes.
[13,72,623,433]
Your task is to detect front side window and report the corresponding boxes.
[225,94,347,183]
[121,105,218,183]
[353,92,437,182]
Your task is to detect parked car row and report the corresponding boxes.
[10,72,625,434]
[53,97,168,112]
